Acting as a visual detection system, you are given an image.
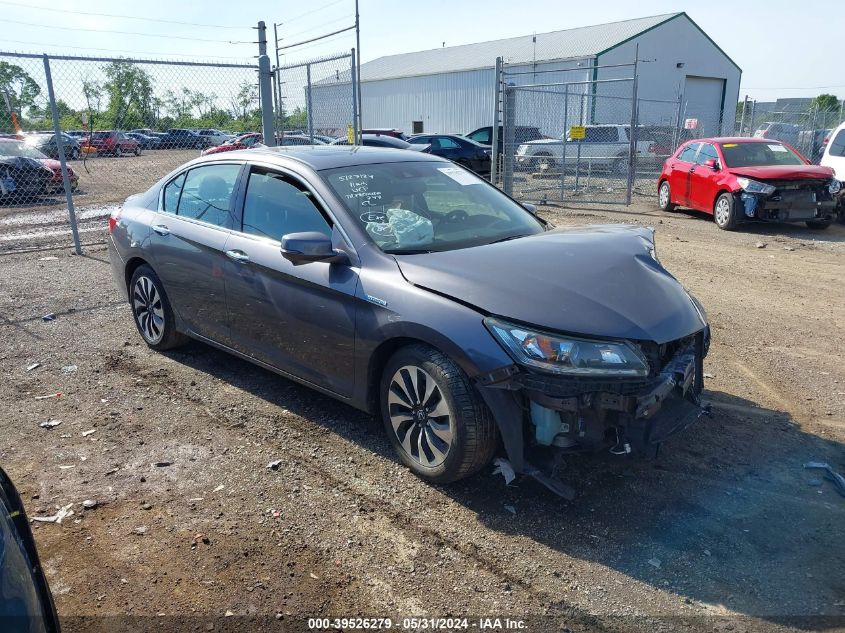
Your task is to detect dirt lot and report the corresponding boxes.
[0,201,843,633]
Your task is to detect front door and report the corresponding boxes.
[147,162,243,344]
[223,166,359,397]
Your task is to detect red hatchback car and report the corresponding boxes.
[657,137,840,230]
[87,131,141,157]
[201,132,263,156]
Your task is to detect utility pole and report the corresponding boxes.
[257,21,276,146]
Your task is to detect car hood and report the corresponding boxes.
[394,225,706,344]
[726,165,834,180]
[0,156,48,171]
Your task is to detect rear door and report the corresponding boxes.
[822,127,845,179]
[668,142,700,206]
[147,162,244,344]
[223,165,359,396]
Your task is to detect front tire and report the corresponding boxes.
[658,180,677,211]
[380,344,497,484]
[714,192,738,230]
[114,145,122,158]
[134,146,142,156]
[129,265,187,350]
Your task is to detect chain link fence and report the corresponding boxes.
[1,51,259,252]
[274,51,358,143]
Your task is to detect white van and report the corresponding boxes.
[820,122,845,179]
[820,122,845,220]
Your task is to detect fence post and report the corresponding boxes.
[306,63,314,142]
[739,95,749,135]
[559,83,569,202]
[257,21,276,147]
[502,83,515,196]
[489,57,502,185]
[42,54,81,255]
[626,46,639,206]
[350,49,360,145]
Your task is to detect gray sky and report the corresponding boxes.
[1,0,841,103]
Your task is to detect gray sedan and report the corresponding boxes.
[108,146,710,496]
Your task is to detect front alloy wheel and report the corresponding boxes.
[714,192,738,230]
[381,344,498,483]
[388,365,454,468]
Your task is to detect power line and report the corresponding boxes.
[3,17,253,44]
[283,14,354,40]
[279,25,355,51]
[0,0,249,29]
[280,0,346,24]
[278,29,353,56]
[1,39,254,62]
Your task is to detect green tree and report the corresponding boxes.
[811,93,839,113]
[103,61,154,128]
[0,61,41,115]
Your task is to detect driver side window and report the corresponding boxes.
[241,169,331,241]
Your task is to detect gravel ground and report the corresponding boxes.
[0,201,843,633]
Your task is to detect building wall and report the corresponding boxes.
[310,15,740,138]
[596,15,741,135]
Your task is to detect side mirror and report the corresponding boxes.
[522,203,537,215]
[704,158,720,170]
[281,232,348,266]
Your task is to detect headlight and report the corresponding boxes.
[736,177,775,195]
[829,179,841,195]
[485,318,650,377]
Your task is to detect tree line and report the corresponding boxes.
[1,60,307,133]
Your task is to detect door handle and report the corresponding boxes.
[225,249,250,263]
[152,224,170,236]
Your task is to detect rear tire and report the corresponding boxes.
[134,146,142,156]
[128,265,187,351]
[534,153,556,171]
[805,219,831,230]
[114,146,122,158]
[380,344,498,484]
[714,192,738,230]
[658,180,677,212]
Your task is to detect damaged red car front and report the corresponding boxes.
[658,137,841,230]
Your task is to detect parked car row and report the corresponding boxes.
[0,137,79,202]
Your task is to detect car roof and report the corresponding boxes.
[200,145,447,170]
[686,137,789,145]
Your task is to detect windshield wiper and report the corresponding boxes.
[487,234,531,245]
[384,248,436,255]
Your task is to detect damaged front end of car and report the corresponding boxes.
[734,176,839,223]
[474,322,711,500]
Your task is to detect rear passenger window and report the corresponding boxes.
[241,169,331,241]
[176,164,241,227]
[161,172,186,213]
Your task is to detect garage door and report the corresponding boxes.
[683,76,725,137]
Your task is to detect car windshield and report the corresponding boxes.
[322,161,545,254]
[0,141,48,159]
[91,132,111,139]
[719,142,805,167]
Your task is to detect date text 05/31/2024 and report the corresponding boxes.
[307,617,528,630]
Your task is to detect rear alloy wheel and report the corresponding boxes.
[714,192,738,230]
[129,265,187,351]
[381,345,497,484]
[805,219,831,230]
[114,145,122,158]
[658,180,677,212]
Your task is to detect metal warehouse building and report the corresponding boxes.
[312,12,741,138]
